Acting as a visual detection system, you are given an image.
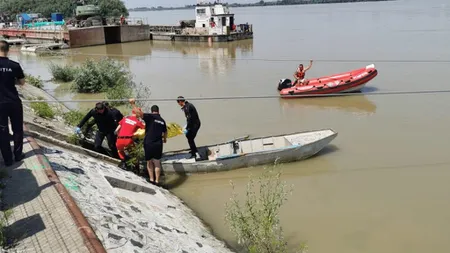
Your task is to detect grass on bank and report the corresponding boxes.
[25,74,44,88]
[29,97,56,119]
[225,164,308,253]
[0,209,13,247]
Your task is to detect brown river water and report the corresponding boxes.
[9,0,450,252]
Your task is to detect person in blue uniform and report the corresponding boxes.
[0,40,26,166]
[75,102,119,159]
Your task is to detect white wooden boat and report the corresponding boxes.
[161,129,337,173]
[21,43,69,53]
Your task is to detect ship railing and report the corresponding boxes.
[125,17,148,25]
[149,25,183,34]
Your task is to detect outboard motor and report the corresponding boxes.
[277,78,293,91]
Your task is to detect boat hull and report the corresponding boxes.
[279,64,378,98]
[160,129,338,174]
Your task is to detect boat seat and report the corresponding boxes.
[251,139,264,152]
[240,141,253,153]
[273,137,292,149]
[262,137,275,151]
[217,143,234,158]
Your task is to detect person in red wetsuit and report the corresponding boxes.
[293,60,313,86]
[115,107,145,162]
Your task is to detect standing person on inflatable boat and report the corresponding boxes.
[294,60,313,86]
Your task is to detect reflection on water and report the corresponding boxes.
[148,40,253,77]
[68,41,153,67]
[279,95,377,115]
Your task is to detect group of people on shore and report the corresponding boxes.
[0,36,201,187]
[1,36,312,187]
[74,96,201,186]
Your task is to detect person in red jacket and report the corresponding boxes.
[115,107,145,162]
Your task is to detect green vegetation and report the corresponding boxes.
[48,58,135,105]
[49,63,78,82]
[0,0,128,19]
[30,97,56,119]
[0,209,13,247]
[125,141,144,168]
[62,110,86,127]
[25,74,44,88]
[72,58,135,105]
[225,165,308,253]
[73,58,134,93]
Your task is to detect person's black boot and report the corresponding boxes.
[15,153,25,162]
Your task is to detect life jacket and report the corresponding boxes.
[295,68,305,79]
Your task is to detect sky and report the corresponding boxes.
[124,0,257,8]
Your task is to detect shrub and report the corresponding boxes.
[225,164,307,253]
[62,110,86,127]
[62,110,97,138]
[67,133,82,145]
[73,58,135,94]
[25,74,43,88]
[105,83,132,107]
[125,140,144,168]
[49,63,78,82]
[30,101,55,119]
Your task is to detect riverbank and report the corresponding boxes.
[2,82,235,252]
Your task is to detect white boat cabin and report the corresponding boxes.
[195,0,235,35]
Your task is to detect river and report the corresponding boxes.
[9,0,450,252]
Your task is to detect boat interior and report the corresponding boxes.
[161,130,335,163]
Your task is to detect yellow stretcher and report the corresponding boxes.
[132,123,183,139]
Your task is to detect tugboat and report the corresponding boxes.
[149,0,253,42]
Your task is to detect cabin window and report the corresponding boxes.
[222,17,226,26]
[197,8,206,14]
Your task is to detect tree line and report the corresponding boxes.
[0,0,129,20]
[128,0,393,12]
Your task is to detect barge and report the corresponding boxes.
[149,0,253,42]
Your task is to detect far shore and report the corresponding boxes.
[129,0,393,12]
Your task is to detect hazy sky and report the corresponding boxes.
[124,0,256,8]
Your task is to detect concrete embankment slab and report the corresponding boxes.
[38,142,234,252]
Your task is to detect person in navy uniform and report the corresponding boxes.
[176,96,201,160]
[130,99,167,186]
[83,101,123,138]
[75,102,119,159]
[0,40,26,166]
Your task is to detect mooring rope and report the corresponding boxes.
[20,89,450,103]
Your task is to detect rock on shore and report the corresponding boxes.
[40,143,234,253]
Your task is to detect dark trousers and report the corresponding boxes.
[94,131,119,159]
[186,125,200,156]
[0,102,23,164]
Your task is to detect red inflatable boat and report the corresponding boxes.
[278,64,378,98]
